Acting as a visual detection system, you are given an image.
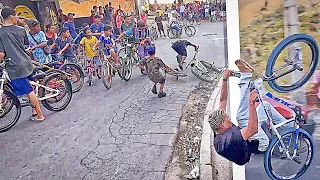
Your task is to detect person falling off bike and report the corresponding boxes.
[171,39,197,70]
[208,59,288,166]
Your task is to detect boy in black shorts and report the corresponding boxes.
[138,46,175,98]
[0,7,45,121]
[171,40,197,70]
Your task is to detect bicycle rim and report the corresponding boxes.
[264,129,314,180]
[121,57,133,81]
[60,63,84,93]
[265,34,319,93]
[0,90,21,133]
[191,64,216,83]
[102,62,112,89]
[40,73,73,112]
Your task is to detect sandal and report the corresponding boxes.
[30,117,45,121]
[32,114,38,117]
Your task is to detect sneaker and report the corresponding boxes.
[152,85,157,94]
[158,91,166,98]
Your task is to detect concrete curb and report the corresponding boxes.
[200,78,233,180]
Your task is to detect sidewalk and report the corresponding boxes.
[199,78,233,180]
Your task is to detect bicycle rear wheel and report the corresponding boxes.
[265,34,319,93]
[0,90,21,133]
[40,73,73,112]
[190,62,216,83]
[264,128,314,180]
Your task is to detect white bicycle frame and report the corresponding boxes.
[254,78,300,159]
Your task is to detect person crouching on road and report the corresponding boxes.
[137,46,175,98]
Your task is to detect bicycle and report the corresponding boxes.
[176,46,222,83]
[84,57,102,86]
[0,60,73,133]
[167,23,196,39]
[34,57,85,93]
[233,33,318,180]
[117,42,148,81]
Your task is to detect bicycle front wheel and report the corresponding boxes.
[185,26,196,37]
[120,56,133,81]
[265,34,319,93]
[0,90,21,133]
[40,73,73,112]
[191,62,216,83]
[264,128,314,180]
[101,61,112,89]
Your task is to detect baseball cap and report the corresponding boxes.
[208,110,225,131]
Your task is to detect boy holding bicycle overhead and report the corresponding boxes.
[208,59,287,165]
[0,7,45,121]
[94,25,121,69]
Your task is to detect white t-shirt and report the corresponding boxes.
[180,5,185,12]
[169,10,179,22]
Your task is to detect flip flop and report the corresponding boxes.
[30,117,45,121]
[32,114,38,117]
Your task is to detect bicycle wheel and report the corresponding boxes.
[40,73,73,112]
[167,29,176,39]
[87,69,93,86]
[200,61,223,73]
[0,90,21,133]
[265,34,319,93]
[185,26,196,37]
[190,62,216,83]
[196,19,201,25]
[59,63,84,93]
[101,61,112,89]
[120,56,133,81]
[264,128,314,180]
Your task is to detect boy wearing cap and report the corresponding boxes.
[137,46,175,98]
[0,7,45,121]
[208,60,287,165]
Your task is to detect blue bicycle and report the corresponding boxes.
[241,34,318,180]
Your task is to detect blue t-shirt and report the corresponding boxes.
[90,23,104,37]
[99,34,115,45]
[63,21,77,39]
[55,37,74,57]
[214,125,251,166]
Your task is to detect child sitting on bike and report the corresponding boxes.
[79,27,102,79]
[208,59,287,165]
[171,40,197,70]
[137,46,175,98]
[94,25,121,69]
[53,27,76,62]
[0,7,45,121]
[117,20,151,59]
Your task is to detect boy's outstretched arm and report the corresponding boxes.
[219,69,230,111]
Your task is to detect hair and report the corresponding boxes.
[27,19,40,28]
[82,23,89,27]
[1,7,15,20]
[58,9,62,12]
[147,46,156,55]
[83,27,90,34]
[93,6,97,9]
[60,27,69,35]
[99,6,103,9]
[94,15,101,19]
[208,110,225,131]
[104,25,112,32]
[45,24,53,32]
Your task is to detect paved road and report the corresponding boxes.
[0,22,227,180]
[246,111,320,180]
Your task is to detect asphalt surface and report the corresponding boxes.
[0,22,227,180]
[246,110,320,180]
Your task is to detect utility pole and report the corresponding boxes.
[283,0,305,103]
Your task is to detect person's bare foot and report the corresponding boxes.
[235,59,254,73]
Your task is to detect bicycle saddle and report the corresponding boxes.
[32,73,46,80]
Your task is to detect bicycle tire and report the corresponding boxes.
[0,90,21,133]
[59,63,84,93]
[120,56,133,81]
[101,61,112,89]
[265,34,319,93]
[167,29,176,39]
[190,63,215,83]
[200,61,223,73]
[185,26,196,37]
[40,73,73,112]
[264,128,314,180]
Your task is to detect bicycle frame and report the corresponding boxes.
[253,78,300,159]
